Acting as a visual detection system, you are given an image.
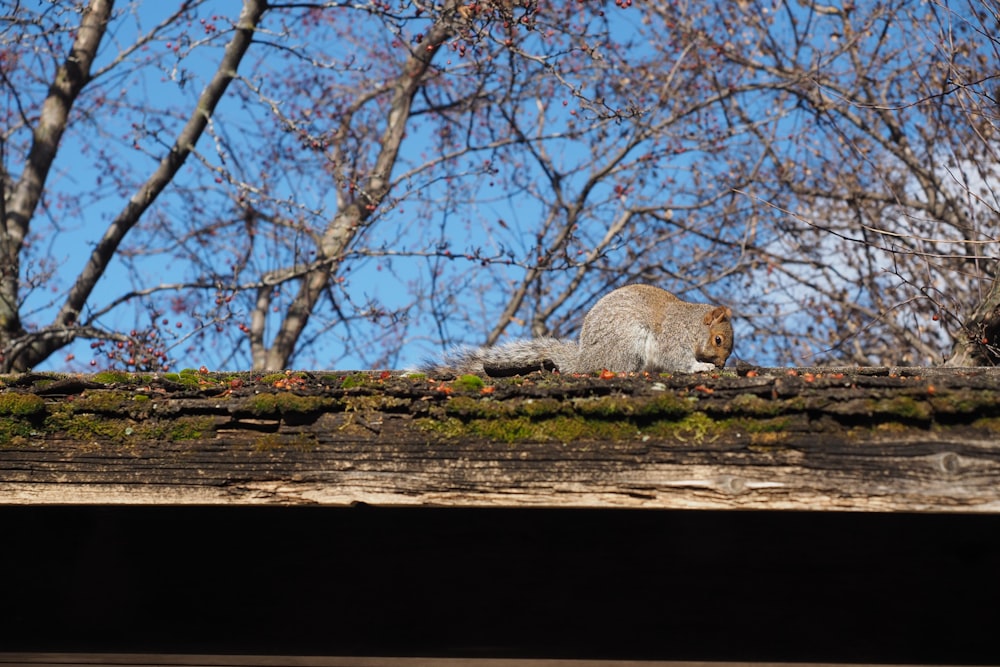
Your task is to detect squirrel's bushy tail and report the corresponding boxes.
[419,337,580,378]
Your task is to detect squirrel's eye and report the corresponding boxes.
[715,335,722,345]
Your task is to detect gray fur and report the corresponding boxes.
[420,285,733,377]
[420,337,580,378]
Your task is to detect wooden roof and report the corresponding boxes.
[2,366,998,511]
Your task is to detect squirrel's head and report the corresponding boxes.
[696,305,734,368]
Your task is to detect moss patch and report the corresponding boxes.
[740,416,793,433]
[930,389,1000,417]
[729,393,785,417]
[645,412,726,444]
[871,395,933,421]
[0,393,47,447]
[419,413,638,443]
[5,368,1000,453]
[70,390,141,414]
[168,416,217,441]
[453,374,486,391]
[0,419,37,447]
[91,370,155,386]
[56,414,132,442]
[0,392,46,417]
[339,373,373,389]
[161,369,207,389]
[971,416,1000,432]
[443,396,516,419]
[247,393,333,416]
[423,393,729,444]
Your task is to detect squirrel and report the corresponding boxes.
[421,284,733,377]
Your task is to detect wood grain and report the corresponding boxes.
[2,367,999,511]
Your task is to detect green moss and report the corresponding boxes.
[544,415,638,441]
[971,416,1000,432]
[339,373,374,389]
[930,389,1000,416]
[0,418,37,446]
[258,371,306,385]
[872,395,932,421]
[58,414,131,442]
[517,397,566,418]
[466,416,538,443]
[31,406,212,444]
[341,395,409,412]
[416,416,466,438]
[247,392,332,416]
[572,396,633,419]
[454,414,623,443]
[645,412,725,443]
[70,390,136,413]
[635,394,697,419]
[427,411,650,443]
[443,395,515,419]
[565,393,696,421]
[453,374,485,391]
[92,370,133,385]
[729,393,784,417]
[29,378,57,390]
[162,370,203,388]
[0,392,46,416]
[168,416,216,441]
[423,388,733,444]
[423,408,648,444]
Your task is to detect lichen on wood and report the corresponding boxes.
[1,366,999,511]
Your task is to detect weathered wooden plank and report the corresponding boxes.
[2,367,1000,511]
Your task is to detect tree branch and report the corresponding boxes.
[257,0,460,370]
[1,0,112,348]
[5,0,268,372]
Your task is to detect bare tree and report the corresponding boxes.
[3,0,668,372]
[397,0,999,369]
[647,0,1000,365]
[2,0,265,371]
[2,0,997,373]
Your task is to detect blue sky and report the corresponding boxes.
[25,1,586,372]
[15,0,983,371]
[14,1,806,371]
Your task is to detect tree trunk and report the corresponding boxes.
[2,0,269,372]
[1,0,113,366]
[946,275,1000,366]
[252,2,460,370]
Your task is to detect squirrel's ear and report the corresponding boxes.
[703,306,732,326]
